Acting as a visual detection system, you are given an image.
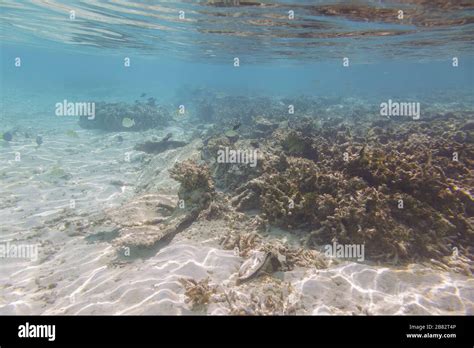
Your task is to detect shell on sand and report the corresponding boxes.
[237,250,270,284]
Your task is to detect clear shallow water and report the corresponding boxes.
[1,1,473,110]
[0,1,473,315]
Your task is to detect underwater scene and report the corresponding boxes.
[0,0,473,316]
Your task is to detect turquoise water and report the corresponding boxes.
[1,1,473,105]
[0,1,473,315]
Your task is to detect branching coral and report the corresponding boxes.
[179,278,217,311]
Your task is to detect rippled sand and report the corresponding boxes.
[1,120,473,315]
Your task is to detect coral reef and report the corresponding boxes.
[193,98,473,269]
[112,94,472,274]
[202,136,264,190]
[281,131,318,160]
[194,95,287,126]
[169,159,214,211]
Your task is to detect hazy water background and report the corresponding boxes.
[2,43,473,100]
[1,0,473,119]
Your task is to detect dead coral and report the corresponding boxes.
[223,278,299,315]
[198,195,232,221]
[252,115,279,138]
[211,111,473,268]
[220,230,329,270]
[169,159,214,210]
[220,231,261,257]
[346,136,473,257]
[203,136,264,190]
[282,131,318,160]
[179,278,217,311]
[261,242,329,270]
[189,96,473,270]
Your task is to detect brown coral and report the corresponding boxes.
[169,159,214,210]
[179,278,217,311]
[209,110,473,268]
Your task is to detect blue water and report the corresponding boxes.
[1,0,473,113]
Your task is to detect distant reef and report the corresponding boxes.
[79,100,169,131]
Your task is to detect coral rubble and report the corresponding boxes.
[192,98,473,270]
